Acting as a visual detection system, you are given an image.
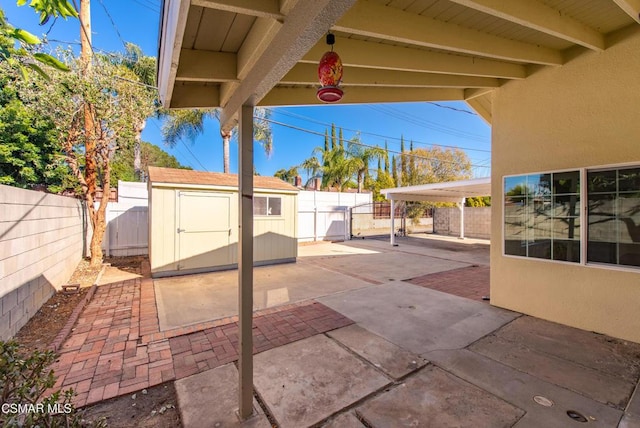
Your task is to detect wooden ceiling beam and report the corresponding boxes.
[448,0,605,51]
[612,0,640,24]
[334,0,564,65]
[282,63,501,88]
[259,86,464,106]
[191,0,283,20]
[302,37,527,79]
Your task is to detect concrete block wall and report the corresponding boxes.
[0,185,86,340]
[433,207,491,240]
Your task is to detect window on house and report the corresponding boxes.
[253,196,282,216]
[504,171,580,262]
[587,167,640,267]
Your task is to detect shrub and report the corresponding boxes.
[0,340,105,427]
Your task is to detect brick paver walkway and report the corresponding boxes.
[49,266,353,407]
[405,265,490,301]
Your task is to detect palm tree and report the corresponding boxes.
[299,155,322,187]
[162,107,273,173]
[116,43,157,181]
[274,166,299,184]
[347,137,387,193]
[311,143,359,191]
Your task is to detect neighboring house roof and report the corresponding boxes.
[147,167,298,192]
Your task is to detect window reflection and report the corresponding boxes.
[587,168,640,267]
[504,171,580,262]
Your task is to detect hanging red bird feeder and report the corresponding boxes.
[317,33,343,103]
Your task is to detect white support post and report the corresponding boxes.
[237,105,254,420]
[390,198,396,246]
[459,197,466,240]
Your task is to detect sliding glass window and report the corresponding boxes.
[504,171,580,262]
[587,167,640,268]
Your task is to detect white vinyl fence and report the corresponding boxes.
[100,181,148,257]
[298,190,372,242]
[101,184,373,253]
[103,203,148,256]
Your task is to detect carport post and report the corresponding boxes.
[237,104,254,419]
[390,198,396,246]
[458,197,465,239]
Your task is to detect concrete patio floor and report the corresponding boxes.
[47,235,640,427]
[178,282,640,427]
[153,236,477,331]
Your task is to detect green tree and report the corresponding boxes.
[0,2,75,78]
[466,196,491,207]
[111,141,191,184]
[400,136,406,186]
[0,62,72,192]
[17,51,155,266]
[391,155,398,187]
[347,136,387,193]
[384,141,390,173]
[162,107,273,173]
[115,43,157,181]
[299,155,321,186]
[273,166,299,184]
[408,146,472,184]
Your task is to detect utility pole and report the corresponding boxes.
[80,0,97,204]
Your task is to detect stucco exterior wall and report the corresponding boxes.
[0,185,85,339]
[490,27,640,343]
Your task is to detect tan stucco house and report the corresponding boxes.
[156,4,640,410]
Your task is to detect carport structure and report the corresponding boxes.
[382,177,490,243]
[157,0,640,419]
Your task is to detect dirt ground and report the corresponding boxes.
[11,256,182,428]
[81,382,181,428]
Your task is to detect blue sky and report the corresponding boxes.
[4,1,492,180]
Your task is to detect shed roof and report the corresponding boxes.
[147,167,298,192]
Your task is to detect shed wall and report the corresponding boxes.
[150,184,297,276]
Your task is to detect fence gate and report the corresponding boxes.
[350,202,433,239]
[350,202,405,238]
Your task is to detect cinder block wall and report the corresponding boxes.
[433,207,491,239]
[0,185,86,340]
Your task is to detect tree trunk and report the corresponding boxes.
[222,130,231,173]
[80,0,97,205]
[88,153,111,267]
[134,119,146,181]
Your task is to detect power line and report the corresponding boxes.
[97,0,127,49]
[261,117,490,170]
[269,107,491,154]
[150,120,208,171]
[366,104,488,142]
[131,0,160,13]
[427,102,476,115]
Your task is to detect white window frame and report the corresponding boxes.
[502,162,640,272]
[253,195,282,217]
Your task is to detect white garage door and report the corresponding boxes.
[177,191,233,271]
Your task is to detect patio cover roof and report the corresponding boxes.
[157,0,639,130]
[381,177,491,203]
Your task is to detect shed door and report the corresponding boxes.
[177,191,232,271]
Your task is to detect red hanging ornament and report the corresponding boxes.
[317,33,343,103]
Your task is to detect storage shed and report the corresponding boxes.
[148,167,298,277]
